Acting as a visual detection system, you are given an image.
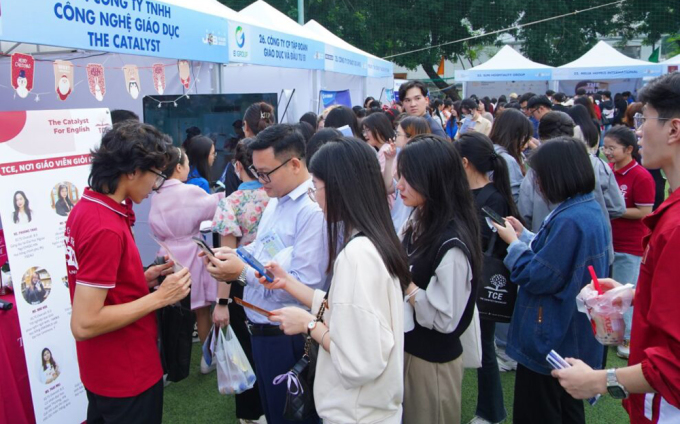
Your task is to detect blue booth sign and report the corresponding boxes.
[367,57,393,78]
[228,21,324,70]
[0,0,229,62]
[455,68,553,82]
[323,45,367,77]
[552,66,663,81]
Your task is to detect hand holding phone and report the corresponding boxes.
[482,206,506,226]
[193,236,215,257]
[236,247,275,282]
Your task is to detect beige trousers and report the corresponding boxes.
[403,352,463,424]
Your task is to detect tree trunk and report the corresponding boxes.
[422,63,460,100]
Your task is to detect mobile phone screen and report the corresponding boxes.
[481,206,506,226]
[192,237,215,257]
[236,247,275,282]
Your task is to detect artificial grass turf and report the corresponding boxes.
[163,344,630,423]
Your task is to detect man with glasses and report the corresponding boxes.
[526,95,553,122]
[519,92,539,138]
[205,124,328,424]
[67,121,191,423]
[553,72,680,424]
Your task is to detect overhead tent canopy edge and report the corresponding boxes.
[454,45,553,82]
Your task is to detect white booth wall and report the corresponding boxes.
[367,76,395,104]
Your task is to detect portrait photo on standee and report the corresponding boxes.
[21,266,52,306]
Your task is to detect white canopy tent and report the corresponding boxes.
[454,46,553,99]
[553,41,662,96]
[662,54,680,74]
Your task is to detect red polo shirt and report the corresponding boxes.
[66,188,162,397]
[610,160,655,256]
[623,188,680,423]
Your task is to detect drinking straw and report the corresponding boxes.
[588,265,603,295]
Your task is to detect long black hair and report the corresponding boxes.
[568,104,600,149]
[184,135,214,181]
[56,184,74,208]
[397,135,482,285]
[41,348,57,371]
[488,108,533,174]
[309,138,411,292]
[455,132,522,221]
[605,126,641,163]
[13,190,32,223]
[361,112,394,146]
[324,106,361,138]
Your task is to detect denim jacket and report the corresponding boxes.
[504,193,610,375]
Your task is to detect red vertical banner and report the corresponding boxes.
[11,53,35,99]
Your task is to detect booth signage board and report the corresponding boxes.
[0,0,229,62]
[553,65,663,80]
[228,21,324,70]
[320,89,352,108]
[323,45,367,77]
[0,108,111,424]
[367,57,393,78]
[455,68,553,82]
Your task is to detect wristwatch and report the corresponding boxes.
[229,265,247,287]
[216,297,232,306]
[307,319,318,336]
[607,368,629,399]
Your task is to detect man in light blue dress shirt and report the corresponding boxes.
[206,124,328,424]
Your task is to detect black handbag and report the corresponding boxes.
[276,295,326,421]
[476,232,517,322]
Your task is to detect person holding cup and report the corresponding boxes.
[491,137,610,424]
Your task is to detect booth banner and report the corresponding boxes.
[227,21,324,70]
[0,1,228,62]
[53,60,74,101]
[122,65,141,99]
[455,68,552,82]
[153,63,166,95]
[0,108,112,424]
[11,53,35,99]
[178,60,191,89]
[384,89,395,103]
[86,64,106,102]
[323,45,367,77]
[0,229,6,268]
[367,57,393,79]
[552,65,663,81]
[320,89,352,108]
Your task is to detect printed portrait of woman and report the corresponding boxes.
[21,267,51,306]
[51,182,79,217]
[41,348,60,384]
[12,191,33,224]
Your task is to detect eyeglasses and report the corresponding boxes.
[248,158,292,183]
[599,146,621,154]
[633,113,671,130]
[149,169,167,191]
[307,186,324,203]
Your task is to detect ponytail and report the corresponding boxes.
[605,125,641,163]
[455,132,523,222]
[244,102,275,135]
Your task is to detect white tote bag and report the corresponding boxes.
[460,306,483,369]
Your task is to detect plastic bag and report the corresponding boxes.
[576,283,634,346]
[215,325,257,395]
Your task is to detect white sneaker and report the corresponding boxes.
[495,346,517,372]
[468,416,496,424]
[200,355,216,374]
[617,340,630,359]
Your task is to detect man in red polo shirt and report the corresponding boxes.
[551,72,680,423]
[67,121,191,423]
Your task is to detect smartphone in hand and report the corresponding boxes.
[236,247,275,282]
[482,206,506,226]
[192,236,215,257]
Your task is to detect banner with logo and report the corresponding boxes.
[227,21,324,70]
[0,108,112,424]
[455,68,553,82]
[323,45,367,76]
[552,65,662,81]
[320,89,352,109]
[367,56,393,78]
[0,1,228,62]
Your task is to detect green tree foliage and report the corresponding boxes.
[617,0,679,47]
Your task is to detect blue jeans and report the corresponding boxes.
[476,319,507,423]
[611,252,642,340]
[495,322,510,349]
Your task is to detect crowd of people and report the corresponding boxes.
[65,72,680,424]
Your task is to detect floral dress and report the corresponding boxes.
[211,182,269,246]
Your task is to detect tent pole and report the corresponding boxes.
[297,0,304,24]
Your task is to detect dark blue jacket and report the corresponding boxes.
[186,167,210,194]
[504,193,610,375]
